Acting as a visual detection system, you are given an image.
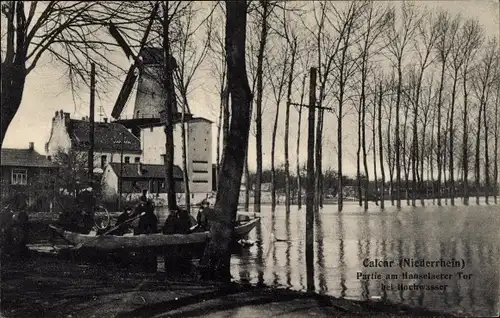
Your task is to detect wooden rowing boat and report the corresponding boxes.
[49,218,260,251]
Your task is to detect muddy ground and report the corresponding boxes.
[0,248,457,318]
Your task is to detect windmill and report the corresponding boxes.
[109,3,184,126]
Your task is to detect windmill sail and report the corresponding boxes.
[111,64,137,119]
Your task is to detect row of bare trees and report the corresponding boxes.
[207,1,499,213]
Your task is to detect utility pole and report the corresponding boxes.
[287,67,321,292]
[306,67,317,292]
[162,1,177,211]
[88,63,96,187]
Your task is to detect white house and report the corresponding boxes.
[46,110,142,169]
[140,117,213,203]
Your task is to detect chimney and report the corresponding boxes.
[137,162,143,175]
[29,142,34,151]
[82,117,86,120]
[47,155,52,161]
[103,118,108,123]
[63,112,70,126]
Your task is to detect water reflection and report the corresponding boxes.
[233,203,500,317]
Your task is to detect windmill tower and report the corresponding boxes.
[110,47,180,124]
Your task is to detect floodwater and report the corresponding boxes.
[230,200,500,317]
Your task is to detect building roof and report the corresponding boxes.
[68,119,141,153]
[1,148,57,168]
[108,163,183,180]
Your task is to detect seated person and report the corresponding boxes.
[134,197,157,235]
[162,209,192,235]
[109,207,134,235]
[195,200,213,232]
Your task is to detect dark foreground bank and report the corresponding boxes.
[0,251,456,318]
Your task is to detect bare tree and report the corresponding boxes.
[0,1,152,147]
[411,10,439,206]
[419,73,436,205]
[266,41,289,213]
[202,0,252,281]
[355,2,390,210]
[434,12,459,206]
[329,1,365,212]
[207,5,228,193]
[460,20,483,205]
[472,39,498,204]
[377,78,386,209]
[278,3,300,214]
[252,0,273,213]
[173,2,213,210]
[385,2,420,208]
[295,69,309,209]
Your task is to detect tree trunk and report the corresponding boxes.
[296,73,307,210]
[475,100,482,205]
[378,82,385,209]
[254,0,270,214]
[430,111,436,204]
[449,69,459,205]
[284,42,297,215]
[443,108,450,205]
[271,95,280,213]
[436,61,446,206]
[361,81,369,211]
[420,114,428,206]
[357,105,362,206]
[372,93,378,207]
[387,96,394,206]
[395,61,403,209]
[306,67,317,291]
[181,97,190,211]
[315,110,324,212]
[0,2,27,148]
[216,89,223,191]
[202,0,252,281]
[462,70,470,205]
[483,98,489,204]
[494,86,499,204]
[163,1,177,211]
[244,153,250,211]
[402,99,409,206]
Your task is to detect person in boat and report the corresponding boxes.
[77,187,96,234]
[133,191,158,272]
[195,199,212,232]
[110,207,135,236]
[162,208,192,235]
[134,192,158,235]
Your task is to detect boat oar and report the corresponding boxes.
[72,212,145,250]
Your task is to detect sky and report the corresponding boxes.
[2,0,499,177]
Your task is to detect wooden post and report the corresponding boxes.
[306,67,317,292]
[88,63,95,187]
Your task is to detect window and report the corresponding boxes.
[134,157,140,163]
[11,168,28,185]
[124,156,130,163]
[101,155,107,169]
[193,170,208,173]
